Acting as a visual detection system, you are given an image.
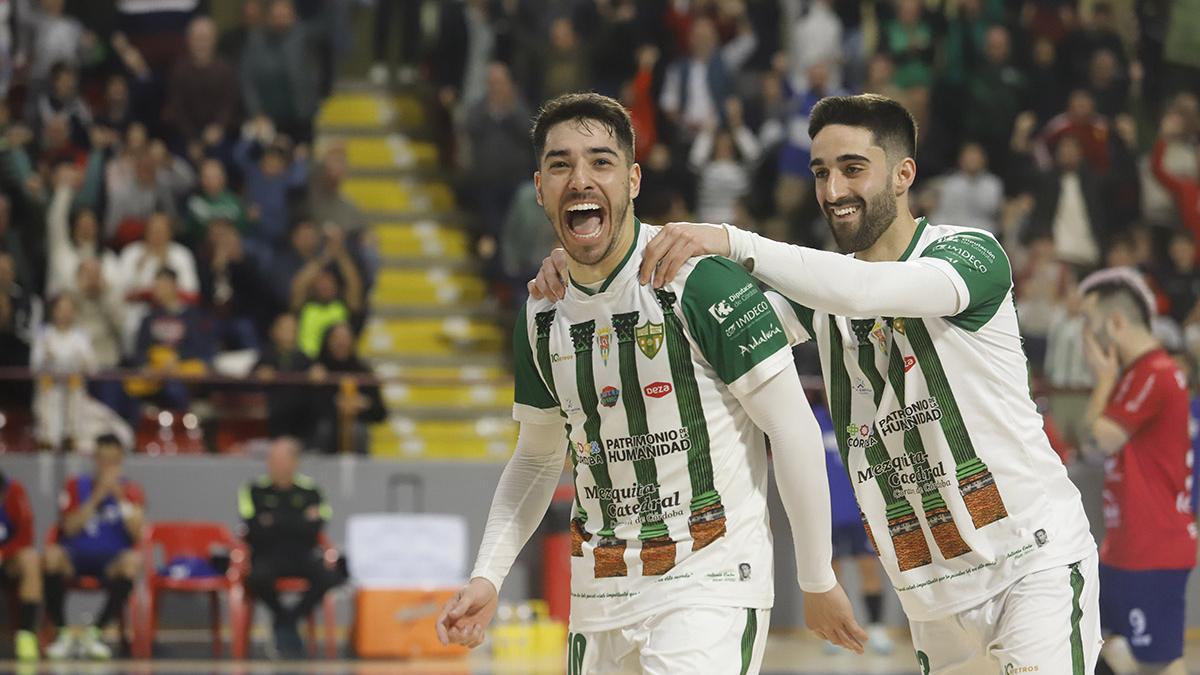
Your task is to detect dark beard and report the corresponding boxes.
[827,188,897,253]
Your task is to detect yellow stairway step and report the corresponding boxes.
[362,317,503,357]
[345,136,438,170]
[317,93,392,128]
[371,269,486,307]
[381,382,512,408]
[343,179,455,213]
[392,95,427,129]
[375,222,468,259]
[371,419,517,460]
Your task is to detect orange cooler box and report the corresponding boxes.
[353,588,469,658]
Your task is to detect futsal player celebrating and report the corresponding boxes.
[533,94,1101,673]
[438,93,864,673]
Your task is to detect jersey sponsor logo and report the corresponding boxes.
[600,386,620,407]
[635,321,664,359]
[903,355,917,372]
[643,381,673,398]
[576,439,606,466]
[1004,665,1039,674]
[550,352,574,363]
[604,427,691,462]
[738,326,783,356]
[878,397,943,436]
[723,299,772,338]
[708,300,735,323]
[929,240,992,273]
[856,451,949,492]
[845,423,882,450]
[709,282,757,324]
[597,327,612,365]
[853,378,872,396]
[583,484,685,523]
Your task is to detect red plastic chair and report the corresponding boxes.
[41,524,142,654]
[232,533,339,659]
[138,521,248,658]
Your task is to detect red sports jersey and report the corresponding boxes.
[0,479,34,558]
[1100,348,1197,570]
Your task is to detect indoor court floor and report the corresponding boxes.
[2,636,1199,675]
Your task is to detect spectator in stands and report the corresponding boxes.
[39,115,87,174]
[219,0,263,65]
[184,159,248,251]
[1044,286,1094,448]
[540,17,588,102]
[880,0,934,93]
[35,62,92,148]
[0,193,35,294]
[46,164,118,296]
[72,259,127,414]
[589,0,643,98]
[165,16,238,152]
[1152,112,1200,253]
[104,142,195,243]
[240,437,339,657]
[233,117,309,251]
[500,180,559,310]
[930,142,1003,234]
[307,143,376,287]
[1154,231,1200,327]
[1028,135,1108,274]
[197,218,265,351]
[1016,235,1076,372]
[32,294,95,450]
[1037,90,1112,174]
[118,211,199,341]
[292,225,362,357]
[963,26,1028,167]
[464,62,532,257]
[621,45,659,164]
[0,471,41,662]
[313,322,385,455]
[773,61,845,244]
[659,17,739,142]
[787,0,843,93]
[1027,37,1067,127]
[1087,49,1129,118]
[93,73,144,134]
[689,97,760,225]
[43,434,145,661]
[131,267,213,410]
[24,0,96,90]
[254,313,323,440]
[240,0,319,143]
[0,252,36,406]
[270,219,321,313]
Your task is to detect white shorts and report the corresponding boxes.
[909,552,1102,675]
[566,606,770,675]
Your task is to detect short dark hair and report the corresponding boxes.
[95,434,124,451]
[1085,278,1152,328]
[531,93,635,166]
[808,94,918,162]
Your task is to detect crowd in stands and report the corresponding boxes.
[0,0,384,455]
[416,0,1200,418]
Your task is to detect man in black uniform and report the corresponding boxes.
[239,437,339,657]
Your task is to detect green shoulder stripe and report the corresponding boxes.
[920,232,1012,331]
[513,302,558,409]
[679,257,789,385]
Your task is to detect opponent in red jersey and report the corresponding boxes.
[1,471,41,661]
[1082,269,1194,675]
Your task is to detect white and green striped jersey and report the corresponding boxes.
[513,220,793,632]
[772,220,1095,621]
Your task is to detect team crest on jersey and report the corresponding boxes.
[871,320,888,347]
[892,317,907,335]
[635,321,664,359]
[600,386,620,407]
[597,327,612,365]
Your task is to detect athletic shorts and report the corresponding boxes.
[909,552,1101,675]
[831,521,873,559]
[1099,563,1190,664]
[66,546,123,578]
[566,606,770,675]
